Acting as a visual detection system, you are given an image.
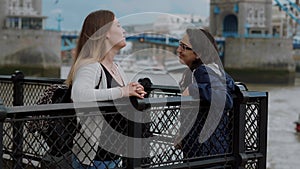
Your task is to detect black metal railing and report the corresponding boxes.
[0,71,268,169]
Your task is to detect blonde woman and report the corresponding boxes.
[66,10,146,168]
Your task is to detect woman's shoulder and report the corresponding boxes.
[78,62,102,70]
[77,62,103,75]
[194,64,208,75]
[83,62,101,68]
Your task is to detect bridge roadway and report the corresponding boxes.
[61,33,300,58]
[61,32,226,59]
[61,32,181,51]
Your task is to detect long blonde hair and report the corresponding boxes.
[65,10,115,86]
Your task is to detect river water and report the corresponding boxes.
[61,66,300,168]
[247,76,300,169]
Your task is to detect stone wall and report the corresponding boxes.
[210,0,273,36]
[0,0,6,29]
[224,37,295,72]
[0,29,61,61]
[0,29,61,77]
[293,49,300,72]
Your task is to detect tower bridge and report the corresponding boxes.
[60,0,299,83]
[61,0,300,52]
[0,0,297,81]
[209,0,296,83]
[61,32,226,59]
[274,0,300,24]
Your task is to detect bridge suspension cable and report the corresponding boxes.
[274,0,300,24]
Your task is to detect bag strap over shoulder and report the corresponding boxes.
[95,69,103,89]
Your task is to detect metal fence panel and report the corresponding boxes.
[0,72,268,169]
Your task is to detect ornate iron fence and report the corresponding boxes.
[0,71,268,169]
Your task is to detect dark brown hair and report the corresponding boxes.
[179,28,219,89]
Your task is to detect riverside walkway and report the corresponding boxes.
[0,71,268,169]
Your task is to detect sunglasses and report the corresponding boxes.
[179,42,193,51]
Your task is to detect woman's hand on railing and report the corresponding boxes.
[121,82,147,99]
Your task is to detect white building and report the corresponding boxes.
[123,13,209,38]
[153,14,209,37]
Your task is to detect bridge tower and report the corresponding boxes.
[209,0,296,84]
[209,0,273,37]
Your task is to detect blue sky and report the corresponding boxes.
[42,0,210,31]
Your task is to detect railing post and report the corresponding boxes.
[233,84,249,169]
[0,99,7,169]
[12,70,24,106]
[11,71,24,169]
[126,97,148,169]
[258,93,268,169]
[127,118,143,169]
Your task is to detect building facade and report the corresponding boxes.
[0,0,61,77]
[209,0,296,84]
[209,0,273,37]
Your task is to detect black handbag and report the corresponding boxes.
[27,84,77,157]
